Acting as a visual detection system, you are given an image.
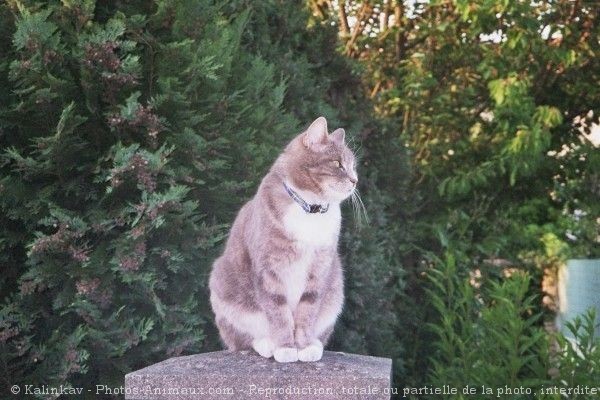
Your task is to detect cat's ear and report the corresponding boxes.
[330,128,345,145]
[303,117,328,149]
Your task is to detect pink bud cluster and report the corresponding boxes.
[118,241,147,272]
[30,224,89,263]
[109,153,157,192]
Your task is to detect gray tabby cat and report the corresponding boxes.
[209,117,357,363]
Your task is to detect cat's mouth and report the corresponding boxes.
[326,183,355,200]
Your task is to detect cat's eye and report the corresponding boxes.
[332,160,344,170]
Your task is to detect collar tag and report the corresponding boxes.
[283,182,329,214]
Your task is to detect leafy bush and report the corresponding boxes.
[426,252,547,397]
[308,1,600,387]
[544,310,600,399]
[425,250,600,400]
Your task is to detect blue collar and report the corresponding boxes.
[283,182,329,214]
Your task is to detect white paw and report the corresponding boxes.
[298,341,323,362]
[252,338,275,358]
[273,347,298,363]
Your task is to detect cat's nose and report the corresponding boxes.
[349,176,358,184]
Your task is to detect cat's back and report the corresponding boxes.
[217,196,256,261]
[212,178,274,265]
[208,198,254,301]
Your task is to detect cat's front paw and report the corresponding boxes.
[252,338,275,358]
[298,341,323,362]
[273,347,298,363]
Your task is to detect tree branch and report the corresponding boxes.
[394,0,406,61]
[345,2,373,57]
[338,0,351,36]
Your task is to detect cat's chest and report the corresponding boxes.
[281,203,341,247]
[280,204,340,309]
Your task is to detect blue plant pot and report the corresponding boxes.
[557,259,600,338]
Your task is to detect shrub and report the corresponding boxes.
[425,250,600,400]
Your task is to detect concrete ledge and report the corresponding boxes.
[125,350,392,399]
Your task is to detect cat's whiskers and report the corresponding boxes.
[350,187,369,226]
[350,190,358,221]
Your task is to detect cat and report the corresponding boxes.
[209,117,357,363]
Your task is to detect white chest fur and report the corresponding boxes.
[281,204,341,308]
[282,203,341,247]
[284,252,311,309]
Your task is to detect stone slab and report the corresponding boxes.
[125,350,392,399]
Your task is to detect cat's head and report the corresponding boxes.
[283,117,358,203]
